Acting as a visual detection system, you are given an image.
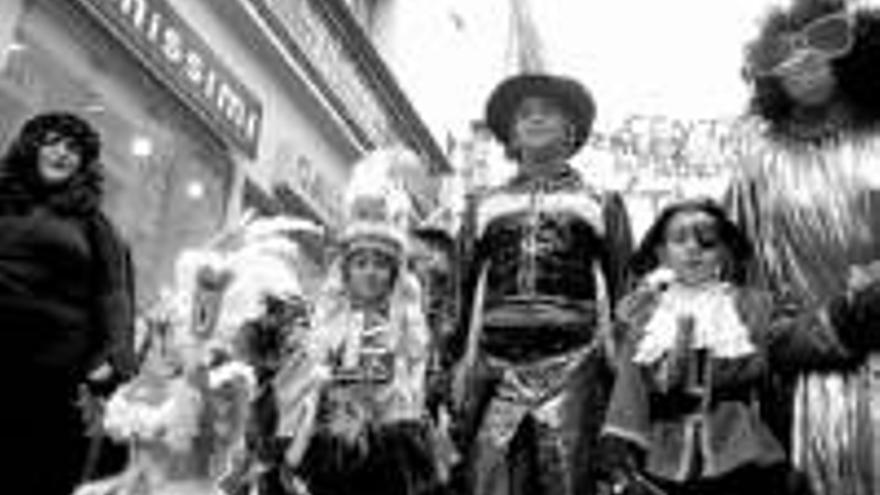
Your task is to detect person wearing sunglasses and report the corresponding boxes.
[598,198,880,495]
[742,1,880,140]
[727,1,880,494]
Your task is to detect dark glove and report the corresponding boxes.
[829,279,880,351]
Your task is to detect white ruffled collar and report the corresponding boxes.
[633,282,756,364]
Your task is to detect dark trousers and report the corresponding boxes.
[4,375,87,495]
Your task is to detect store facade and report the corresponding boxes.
[0,0,444,306]
[0,0,250,306]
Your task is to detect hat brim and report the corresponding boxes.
[485,74,595,153]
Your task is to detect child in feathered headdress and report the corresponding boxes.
[275,148,440,495]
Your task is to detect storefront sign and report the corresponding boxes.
[269,141,345,227]
[75,0,264,158]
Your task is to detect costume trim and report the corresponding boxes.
[476,188,605,237]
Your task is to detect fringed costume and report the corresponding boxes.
[729,2,880,493]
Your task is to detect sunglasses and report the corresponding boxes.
[746,12,854,78]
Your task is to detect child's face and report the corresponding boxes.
[658,209,728,286]
[345,247,397,305]
[510,96,571,153]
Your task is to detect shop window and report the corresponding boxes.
[0,15,234,307]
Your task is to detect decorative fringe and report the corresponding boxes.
[793,367,874,495]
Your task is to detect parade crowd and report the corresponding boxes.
[4,1,880,495]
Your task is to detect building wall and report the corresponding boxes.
[0,0,238,306]
[172,0,362,228]
[0,0,369,306]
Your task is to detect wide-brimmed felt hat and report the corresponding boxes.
[485,73,596,153]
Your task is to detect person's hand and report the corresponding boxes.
[616,288,661,326]
[846,262,880,325]
[597,436,649,495]
[829,264,880,350]
[280,468,313,495]
[85,361,124,397]
[848,261,880,296]
[89,363,114,382]
[598,467,659,495]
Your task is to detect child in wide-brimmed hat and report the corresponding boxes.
[485,73,596,158]
[455,72,633,495]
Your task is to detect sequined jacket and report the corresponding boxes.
[458,166,632,362]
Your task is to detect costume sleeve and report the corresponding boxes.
[449,192,485,364]
[602,334,652,451]
[750,289,856,372]
[274,320,332,466]
[87,213,137,379]
[602,191,635,301]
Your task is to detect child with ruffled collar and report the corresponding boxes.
[599,198,880,495]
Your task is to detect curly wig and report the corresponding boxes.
[0,112,104,215]
[745,0,880,141]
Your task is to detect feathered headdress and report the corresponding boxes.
[166,213,321,348]
[339,147,420,259]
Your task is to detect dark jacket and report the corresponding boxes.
[0,158,135,382]
[456,166,633,361]
[603,285,853,482]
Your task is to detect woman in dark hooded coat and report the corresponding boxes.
[0,112,135,494]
